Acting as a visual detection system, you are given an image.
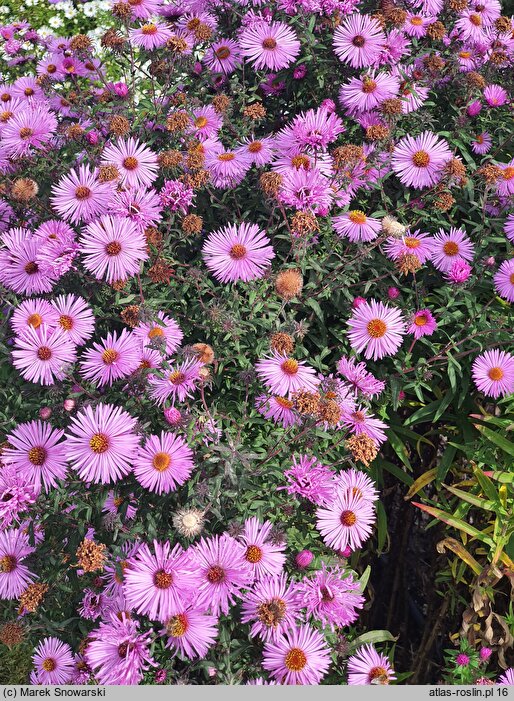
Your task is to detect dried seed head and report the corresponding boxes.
[397,253,422,275]
[166,111,189,133]
[259,171,283,196]
[76,539,107,573]
[346,434,378,466]
[465,71,486,89]
[97,165,120,183]
[70,34,92,51]
[111,1,131,19]
[211,94,231,114]
[120,305,141,328]
[243,103,266,120]
[109,115,130,136]
[192,342,214,364]
[291,211,319,235]
[148,260,173,284]
[18,582,48,613]
[433,191,455,211]
[275,269,303,300]
[381,215,406,237]
[158,149,183,168]
[366,124,390,141]
[172,507,205,538]
[11,178,38,201]
[293,390,321,416]
[270,332,295,355]
[426,21,446,39]
[144,227,162,246]
[0,623,24,647]
[181,213,203,234]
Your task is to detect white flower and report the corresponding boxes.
[48,15,64,27]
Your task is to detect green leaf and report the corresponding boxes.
[437,444,457,483]
[350,630,397,650]
[443,484,495,511]
[474,424,514,457]
[412,502,494,547]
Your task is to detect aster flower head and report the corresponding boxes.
[0,229,58,295]
[504,214,514,243]
[3,420,66,493]
[278,167,334,215]
[494,259,514,302]
[80,215,148,284]
[383,230,435,265]
[32,638,74,685]
[102,137,158,189]
[408,309,437,339]
[110,187,163,230]
[298,563,364,630]
[496,160,514,198]
[337,357,385,398]
[204,39,242,74]
[240,21,300,71]
[339,71,400,115]
[347,300,406,361]
[333,211,381,243]
[202,222,274,283]
[255,394,299,428]
[472,349,514,399]
[431,227,475,272]
[80,329,140,387]
[123,540,199,622]
[241,573,302,642]
[336,468,379,504]
[2,107,57,158]
[446,259,472,284]
[262,624,331,685]
[159,179,194,213]
[192,534,252,615]
[205,147,252,187]
[239,517,287,581]
[256,352,320,398]
[51,165,115,225]
[0,467,37,529]
[342,406,388,446]
[133,311,183,356]
[148,357,203,406]
[134,431,194,494]
[333,14,386,69]
[498,669,514,685]
[12,325,76,386]
[471,132,492,155]
[347,644,395,685]
[0,528,36,599]
[391,131,452,188]
[483,84,508,107]
[288,106,345,152]
[129,21,172,49]
[282,455,335,506]
[316,490,376,551]
[50,294,95,345]
[236,136,275,167]
[85,614,155,685]
[10,298,59,336]
[162,607,218,660]
[65,403,140,484]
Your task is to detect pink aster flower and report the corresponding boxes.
[471,132,492,155]
[110,187,163,230]
[0,528,36,599]
[51,164,115,225]
[445,259,472,284]
[493,259,514,302]
[316,491,376,551]
[333,210,381,242]
[497,160,514,197]
[262,624,331,685]
[431,227,475,272]
[10,298,59,336]
[205,147,252,187]
[347,300,406,361]
[148,357,203,405]
[0,229,57,295]
[50,294,95,345]
[333,14,385,69]
[339,72,400,115]
[342,407,388,446]
[483,84,508,106]
[404,13,436,37]
[65,403,140,484]
[80,329,141,387]
[132,311,183,356]
[282,455,335,505]
[192,534,252,615]
[2,107,57,157]
[80,215,148,284]
[408,309,437,339]
[239,21,300,71]
[12,325,76,386]
[102,137,158,189]
[298,563,364,630]
[187,105,223,141]
[241,573,302,642]
[129,21,172,49]
[162,607,218,660]
[504,214,514,243]
[391,131,452,188]
[498,669,514,685]
[85,614,155,685]
[255,352,320,398]
[204,39,242,74]
[0,467,37,529]
[472,349,514,399]
[236,136,275,167]
[336,357,385,398]
[347,644,396,685]
[3,420,66,492]
[278,167,333,214]
[239,517,286,581]
[202,222,274,283]
[336,469,379,504]
[134,431,194,494]
[124,541,199,622]
[32,638,74,685]
[383,230,435,264]
[255,394,299,428]
[159,179,194,213]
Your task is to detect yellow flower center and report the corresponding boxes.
[488,367,504,381]
[59,315,74,331]
[412,150,430,167]
[27,313,42,328]
[443,241,459,256]
[366,318,387,338]
[28,446,47,465]
[167,613,188,637]
[281,359,299,375]
[152,451,171,472]
[245,545,263,563]
[285,648,307,672]
[348,210,366,224]
[89,433,109,454]
[340,509,357,526]
[102,349,119,365]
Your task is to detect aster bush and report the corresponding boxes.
[0,0,513,686]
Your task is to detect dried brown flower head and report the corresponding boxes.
[70,34,92,51]
[423,54,445,71]
[120,305,141,328]
[0,623,24,647]
[478,164,503,183]
[182,213,203,234]
[332,144,365,169]
[18,583,48,613]
[243,103,266,120]
[397,253,422,275]
[495,16,512,32]
[465,71,486,89]
[316,399,342,426]
[66,124,84,140]
[271,332,295,355]
[101,29,125,50]
[192,342,215,364]
[434,191,455,211]
[97,164,121,183]
[293,390,321,416]
[380,98,403,115]
[366,124,390,141]
[346,434,379,466]
[166,111,189,133]
[291,211,319,235]
[11,178,38,201]
[144,226,162,247]
[76,538,107,573]
[148,260,173,284]
[111,279,127,292]
[275,268,303,300]
[426,21,446,39]
[109,115,130,136]
[158,149,183,168]
[166,35,189,53]
[212,94,231,114]
[259,171,283,196]
[112,1,131,19]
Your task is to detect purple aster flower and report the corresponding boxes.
[159,179,194,213]
[80,329,140,387]
[391,131,452,188]
[161,607,218,660]
[333,13,385,68]
[51,165,115,225]
[336,357,385,398]
[239,21,300,71]
[472,349,514,399]
[262,624,331,685]
[134,431,194,494]
[408,309,437,339]
[316,490,376,551]
[241,573,302,641]
[0,528,36,599]
[255,394,299,428]
[2,107,57,157]
[298,563,364,630]
[282,455,335,505]
[101,137,158,188]
[12,326,76,386]
[255,352,320,397]
[239,517,287,581]
[0,467,37,529]
[32,638,74,684]
[347,644,396,684]
[431,227,475,272]
[202,222,274,283]
[148,358,203,406]
[347,300,406,361]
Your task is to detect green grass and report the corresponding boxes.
[0,643,33,685]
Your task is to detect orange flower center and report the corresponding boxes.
[148,326,165,339]
[340,509,357,526]
[195,116,208,128]
[167,613,188,637]
[152,451,171,472]
[215,46,231,60]
[123,156,138,170]
[488,367,504,381]
[412,150,430,167]
[245,545,263,563]
[217,152,235,162]
[503,167,514,181]
[207,565,225,583]
[459,51,471,59]
[469,13,482,26]
[42,658,56,672]
[59,315,74,331]
[281,359,299,375]
[0,110,12,122]
[102,349,119,364]
[369,666,389,683]
[362,77,377,93]
[275,397,294,409]
[262,38,277,49]
[248,141,263,153]
[105,241,122,256]
[169,371,185,385]
[89,433,109,454]
[410,16,423,25]
[291,154,311,169]
[0,555,17,573]
[28,446,47,465]
[414,314,428,326]
[348,210,366,225]
[27,313,42,328]
[20,127,33,139]
[285,648,307,672]
[443,241,459,256]
[75,186,91,200]
[229,243,247,259]
[141,23,157,35]
[366,318,387,338]
[37,346,52,361]
[404,237,420,249]
[154,569,173,589]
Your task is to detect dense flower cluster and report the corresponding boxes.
[0,0,513,686]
